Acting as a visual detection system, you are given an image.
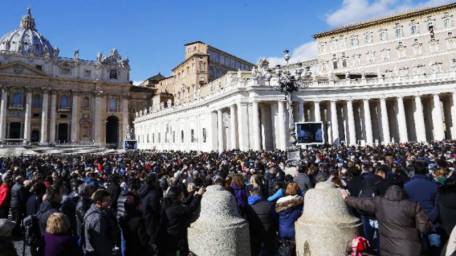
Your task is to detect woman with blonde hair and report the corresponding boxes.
[44,212,81,256]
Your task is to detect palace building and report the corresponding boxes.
[134,2,456,152]
[0,9,153,146]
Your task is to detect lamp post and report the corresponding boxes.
[275,50,305,164]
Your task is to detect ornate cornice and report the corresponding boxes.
[314,3,456,39]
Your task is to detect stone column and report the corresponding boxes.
[229,105,237,150]
[0,88,8,142]
[217,109,224,152]
[71,93,79,144]
[121,97,129,144]
[414,95,427,142]
[314,101,321,122]
[237,102,249,151]
[49,92,57,144]
[210,111,218,151]
[23,91,32,144]
[251,101,261,151]
[380,97,390,144]
[277,100,287,150]
[40,91,49,144]
[396,96,408,143]
[451,92,456,139]
[93,93,104,145]
[346,100,356,145]
[298,101,305,122]
[433,94,445,141]
[330,100,339,144]
[363,99,373,146]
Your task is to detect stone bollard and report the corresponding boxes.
[295,181,360,256]
[188,185,251,256]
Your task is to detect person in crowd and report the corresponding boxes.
[43,212,81,256]
[245,187,277,256]
[157,185,204,256]
[293,165,313,196]
[267,181,285,202]
[75,184,95,245]
[404,161,439,222]
[437,177,456,238]
[0,176,11,219]
[118,192,150,256]
[26,182,46,217]
[230,174,247,215]
[341,185,432,256]
[37,187,62,235]
[83,189,117,256]
[139,174,161,249]
[275,182,303,241]
[10,175,26,236]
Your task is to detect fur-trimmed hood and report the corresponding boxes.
[275,195,303,213]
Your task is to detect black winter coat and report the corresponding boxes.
[25,194,42,217]
[437,183,456,236]
[141,188,161,244]
[10,182,25,209]
[157,194,201,254]
[245,199,277,256]
[119,209,150,256]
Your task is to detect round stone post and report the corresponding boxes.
[295,182,360,256]
[188,185,250,256]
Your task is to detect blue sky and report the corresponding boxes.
[0,0,453,82]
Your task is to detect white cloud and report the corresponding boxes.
[326,0,454,27]
[132,80,143,86]
[266,41,318,66]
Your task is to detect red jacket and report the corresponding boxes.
[0,183,10,208]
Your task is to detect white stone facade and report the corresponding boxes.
[135,3,456,152]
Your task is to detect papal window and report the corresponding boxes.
[10,92,23,108]
[59,95,70,110]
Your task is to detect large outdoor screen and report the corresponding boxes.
[295,122,324,144]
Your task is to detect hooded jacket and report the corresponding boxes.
[346,185,431,256]
[275,195,303,240]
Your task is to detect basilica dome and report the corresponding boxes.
[0,8,57,57]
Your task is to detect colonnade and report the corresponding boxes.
[211,92,456,151]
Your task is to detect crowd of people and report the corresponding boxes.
[0,141,454,256]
